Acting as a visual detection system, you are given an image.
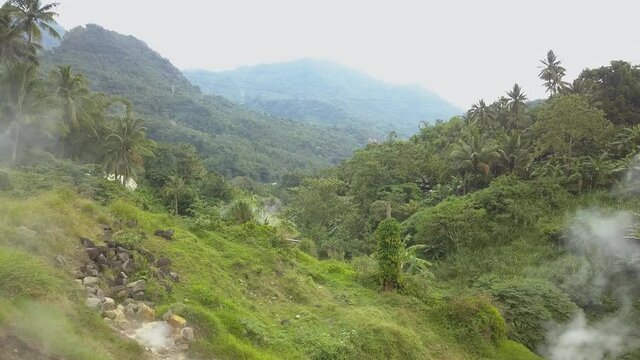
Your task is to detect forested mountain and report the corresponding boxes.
[184,59,462,137]
[44,25,366,181]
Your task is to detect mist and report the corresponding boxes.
[543,164,640,360]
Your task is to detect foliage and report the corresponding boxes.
[374,218,403,291]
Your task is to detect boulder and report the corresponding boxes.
[167,314,187,329]
[83,276,100,286]
[155,257,172,269]
[85,248,100,261]
[96,288,106,299]
[121,259,136,274]
[154,229,174,240]
[85,297,102,310]
[103,310,117,319]
[117,252,130,262]
[137,303,156,321]
[102,297,116,311]
[127,280,146,293]
[180,327,195,342]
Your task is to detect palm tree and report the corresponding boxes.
[497,130,528,173]
[49,65,91,157]
[161,176,190,216]
[102,108,154,187]
[449,129,500,177]
[506,84,527,130]
[400,243,432,276]
[538,50,570,96]
[1,63,45,163]
[5,0,59,50]
[0,6,35,65]
[467,99,494,128]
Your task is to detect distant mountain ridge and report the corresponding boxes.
[45,25,365,181]
[184,59,462,137]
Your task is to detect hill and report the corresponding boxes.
[184,59,462,138]
[45,25,366,181]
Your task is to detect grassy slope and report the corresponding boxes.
[0,168,541,359]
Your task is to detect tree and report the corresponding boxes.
[5,0,59,49]
[161,176,190,216]
[533,94,612,162]
[0,6,34,65]
[449,128,500,183]
[1,63,45,162]
[467,99,494,128]
[506,84,527,130]
[49,65,91,157]
[538,50,569,97]
[497,130,528,174]
[375,218,403,292]
[102,108,154,186]
[573,61,640,126]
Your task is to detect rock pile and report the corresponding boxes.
[73,226,194,355]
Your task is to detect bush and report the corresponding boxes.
[474,276,577,350]
[438,294,507,354]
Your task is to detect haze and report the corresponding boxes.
[57,0,640,109]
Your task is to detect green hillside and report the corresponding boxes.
[184,59,462,138]
[45,25,367,181]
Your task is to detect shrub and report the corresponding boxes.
[374,218,403,291]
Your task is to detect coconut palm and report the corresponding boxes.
[497,130,528,173]
[506,84,527,130]
[5,0,60,49]
[0,6,35,65]
[102,109,154,186]
[467,99,494,128]
[1,62,45,162]
[49,65,92,157]
[161,176,190,216]
[449,128,500,178]
[539,50,570,96]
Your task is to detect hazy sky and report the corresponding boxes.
[56,0,640,109]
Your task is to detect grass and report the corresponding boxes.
[0,170,543,359]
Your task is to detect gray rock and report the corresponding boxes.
[102,297,116,311]
[53,255,67,267]
[80,237,95,248]
[82,276,100,286]
[85,297,102,310]
[96,288,106,299]
[169,272,180,282]
[126,279,146,293]
[103,310,117,319]
[117,252,130,262]
[180,327,195,342]
[85,285,98,295]
[155,257,172,269]
[85,248,100,260]
[132,291,145,301]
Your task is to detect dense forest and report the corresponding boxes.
[2,1,640,360]
[184,59,461,138]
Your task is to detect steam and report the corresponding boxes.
[543,188,640,357]
[133,321,174,351]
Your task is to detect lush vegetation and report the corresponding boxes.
[184,59,462,138]
[3,1,640,359]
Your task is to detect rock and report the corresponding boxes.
[294,314,301,319]
[101,224,112,231]
[154,229,174,240]
[115,247,130,255]
[87,269,99,277]
[53,255,67,267]
[167,314,187,329]
[74,279,83,286]
[280,319,290,326]
[123,303,138,316]
[102,297,116,311]
[180,327,195,342]
[137,303,156,321]
[85,297,102,310]
[72,270,84,279]
[83,276,100,286]
[105,240,116,248]
[85,285,98,295]
[117,252,130,262]
[138,248,155,263]
[162,310,173,321]
[96,288,106,299]
[103,310,117,319]
[96,254,109,265]
[114,309,128,327]
[169,272,180,282]
[114,277,127,286]
[132,291,145,301]
[121,259,136,274]
[126,279,146,293]
[85,247,100,260]
[80,237,95,248]
[155,257,172,269]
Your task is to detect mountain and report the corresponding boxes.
[184,59,462,137]
[41,21,66,49]
[45,25,366,181]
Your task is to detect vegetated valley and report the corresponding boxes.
[2,2,640,360]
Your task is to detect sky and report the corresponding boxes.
[56,0,640,109]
